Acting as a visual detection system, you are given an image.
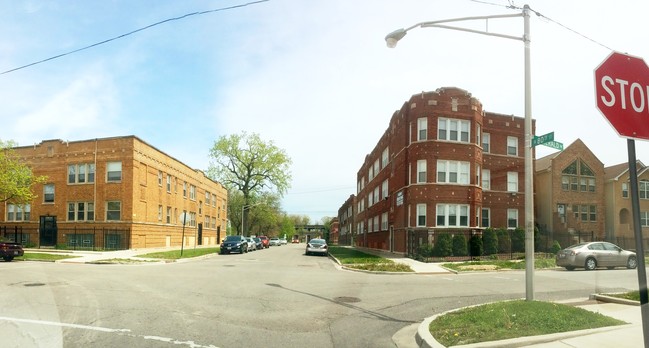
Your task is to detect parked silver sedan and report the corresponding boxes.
[556,241,637,271]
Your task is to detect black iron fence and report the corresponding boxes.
[0,226,130,251]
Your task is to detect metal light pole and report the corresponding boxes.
[386,5,535,300]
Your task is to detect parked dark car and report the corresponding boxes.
[556,241,637,271]
[305,238,328,256]
[0,237,24,262]
[219,235,248,254]
[253,237,263,250]
[259,236,270,248]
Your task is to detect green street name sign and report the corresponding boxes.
[541,140,564,150]
[532,132,554,147]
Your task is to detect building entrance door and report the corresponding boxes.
[39,216,57,247]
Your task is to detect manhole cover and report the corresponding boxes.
[223,265,235,267]
[24,283,46,287]
[334,296,361,303]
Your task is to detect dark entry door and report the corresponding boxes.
[39,216,57,247]
[197,223,203,245]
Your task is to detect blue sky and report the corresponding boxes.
[2,0,649,223]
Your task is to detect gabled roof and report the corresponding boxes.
[534,138,602,172]
[604,160,646,181]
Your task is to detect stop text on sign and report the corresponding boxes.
[599,77,649,113]
[594,51,649,141]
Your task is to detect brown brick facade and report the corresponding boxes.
[352,87,530,254]
[0,136,228,249]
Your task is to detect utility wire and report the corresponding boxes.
[1,0,269,75]
[503,2,614,51]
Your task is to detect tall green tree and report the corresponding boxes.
[0,140,46,204]
[208,132,292,235]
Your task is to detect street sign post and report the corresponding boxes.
[595,51,649,348]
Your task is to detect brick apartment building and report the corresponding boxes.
[337,194,356,246]
[0,136,228,249]
[534,139,605,249]
[353,87,531,254]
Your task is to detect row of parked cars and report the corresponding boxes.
[219,235,287,254]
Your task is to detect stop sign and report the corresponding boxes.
[595,51,649,140]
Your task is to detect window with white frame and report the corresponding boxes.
[417,117,427,141]
[416,203,426,227]
[507,172,518,192]
[438,118,470,142]
[68,202,94,221]
[476,165,481,187]
[436,204,469,227]
[205,191,211,205]
[158,171,163,186]
[368,166,374,182]
[476,124,481,146]
[482,169,491,189]
[106,201,121,221]
[106,162,122,182]
[166,206,172,224]
[373,186,379,204]
[381,212,388,230]
[44,184,55,203]
[417,160,427,183]
[381,179,388,200]
[641,211,649,227]
[622,183,629,198]
[68,163,95,184]
[167,175,172,192]
[482,132,490,152]
[507,136,518,156]
[373,159,380,176]
[507,209,518,228]
[437,160,470,185]
[190,185,196,200]
[183,182,187,198]
[158,205,163,221]
[382,147,389,169]
[481,208,490,227]
[373,216,379,232]
[7,204,30,222]
[368,192,373,207]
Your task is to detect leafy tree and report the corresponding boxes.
[433,233,453,257]
[0,140,47,204]
[208,132,292,235]
[482,228,499,255]
[452,234,468,256]
[278,214,295,239]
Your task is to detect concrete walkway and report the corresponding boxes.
[23,246,210,264]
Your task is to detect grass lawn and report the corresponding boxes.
[137,247,219,260]
[607,291,640,302]
[328,246,413,272]
[430,300,626,346]
[17,252,80,262]
[442,258,557,272]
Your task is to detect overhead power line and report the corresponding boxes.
[1,0,269,75]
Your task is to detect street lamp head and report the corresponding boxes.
[385,28,407,48]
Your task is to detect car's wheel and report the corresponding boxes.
[627,256,638,269]
[3,256,14,262]
[565,266,575,271]
[585,257,597,270]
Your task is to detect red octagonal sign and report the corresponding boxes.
[595,51,649,141]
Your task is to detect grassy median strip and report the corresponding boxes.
[442,258,557,272]
[328,246,413,272]
[137,247,219,260]
[17,252,80,261]
[430,300,626,346]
